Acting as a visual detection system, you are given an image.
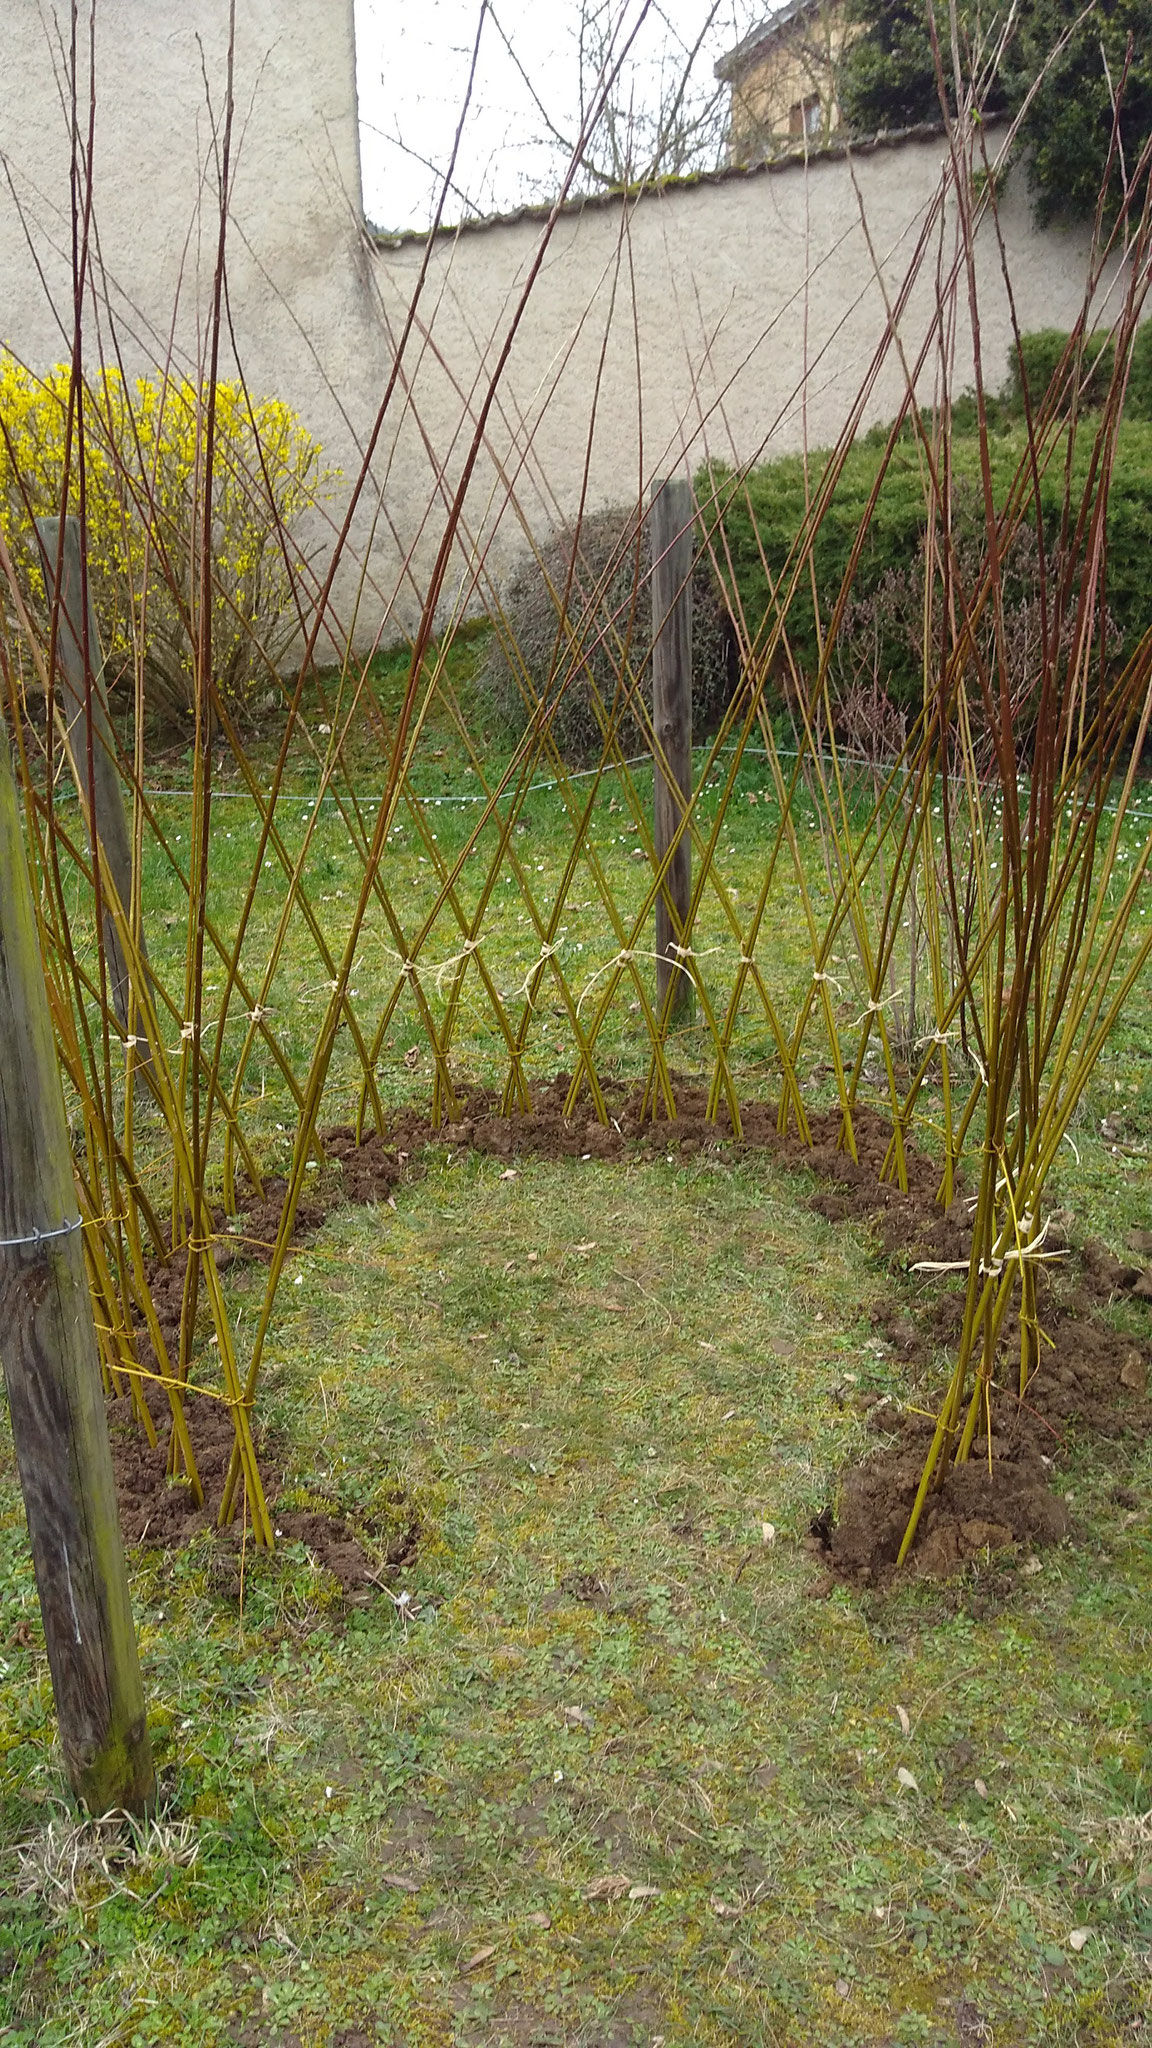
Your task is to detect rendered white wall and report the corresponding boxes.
[0,3,1117,650]
[371,140,1113,613]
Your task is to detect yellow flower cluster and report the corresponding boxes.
[0,356,332,718]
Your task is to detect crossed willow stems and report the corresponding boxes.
[3,77,1152,1564]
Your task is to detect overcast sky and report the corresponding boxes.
[353,0,758,232]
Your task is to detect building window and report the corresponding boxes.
[789,94,822,141]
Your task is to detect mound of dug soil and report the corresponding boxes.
[104,1128,418,1589]
[823,1287,1152,1586]
[135,1142,409,1378]
[820,1194,1152,1583]
[108,1385,419,1597]
[827,1434,1075,1585]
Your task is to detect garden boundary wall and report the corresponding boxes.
[0,1,1124,648]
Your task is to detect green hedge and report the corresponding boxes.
[1005,323,1152,420]
[1125,321,1152,420]
[706,411,1152,711]
[1008,327,1116,412]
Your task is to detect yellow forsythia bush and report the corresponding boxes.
[0,355,332,719]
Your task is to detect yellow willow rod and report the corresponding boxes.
[780,731,942,1160]
[570,663,788,1124]
[954,1255,1036,1466]
[373,688,610,1120]
[838,749,948,1190]
[104,946,264,1521]
[67,846,270,1539]
[58,758,307,1166]
[896,1154,1009,1566]
[706,698,817,1131]
[77,1200,140,1416]
[1027,802,1152,1112]
[43,975,169,1258]
[203,694,387,1150]
[702,674,831,1107]
[901,869,1152,1559]
[949,1163,1065,1462]
[1016,892,1152,1199]
[404,683,617,1124]
[405,655,583,1121]
[371,667,659,1124]
[42,815,266,1201]
[890,800,957,1199]
[479,712,637,1124]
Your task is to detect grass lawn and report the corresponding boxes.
[3,1135,1152,2046]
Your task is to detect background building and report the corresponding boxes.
[716,0,852,162]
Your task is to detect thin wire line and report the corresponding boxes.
[0,1217,84,1250]
[45,747,1152,819]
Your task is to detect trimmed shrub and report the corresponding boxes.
[1007,327,1115,414]
[709,414,1152,718]
[1125,320,1152,420]
[478,504,737,764]
[0,355,331,722]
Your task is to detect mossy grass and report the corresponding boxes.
[3,1147,1152,2044]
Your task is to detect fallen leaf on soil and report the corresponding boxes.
[463,1944,497,1971]
[895,1704,911,1736]
[585,1874,632,1900]
[628,1885,661,1900]
[897,1767,920,1792]
[710,1895,743,1919]
[974,1777,989,1798]
[378,1873,420,1893]
[1068,1928,1091,1952]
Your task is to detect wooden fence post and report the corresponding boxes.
[649,476,694,1021]
[0,713,155,1816]
[35,516,150,1044]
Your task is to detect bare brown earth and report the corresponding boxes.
[107,1381,420,1595]
[112,1076,1152,1586]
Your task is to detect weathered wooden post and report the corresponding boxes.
[0,713,155,1816]
[649,476,694,1021]
[35,516,149,1042]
